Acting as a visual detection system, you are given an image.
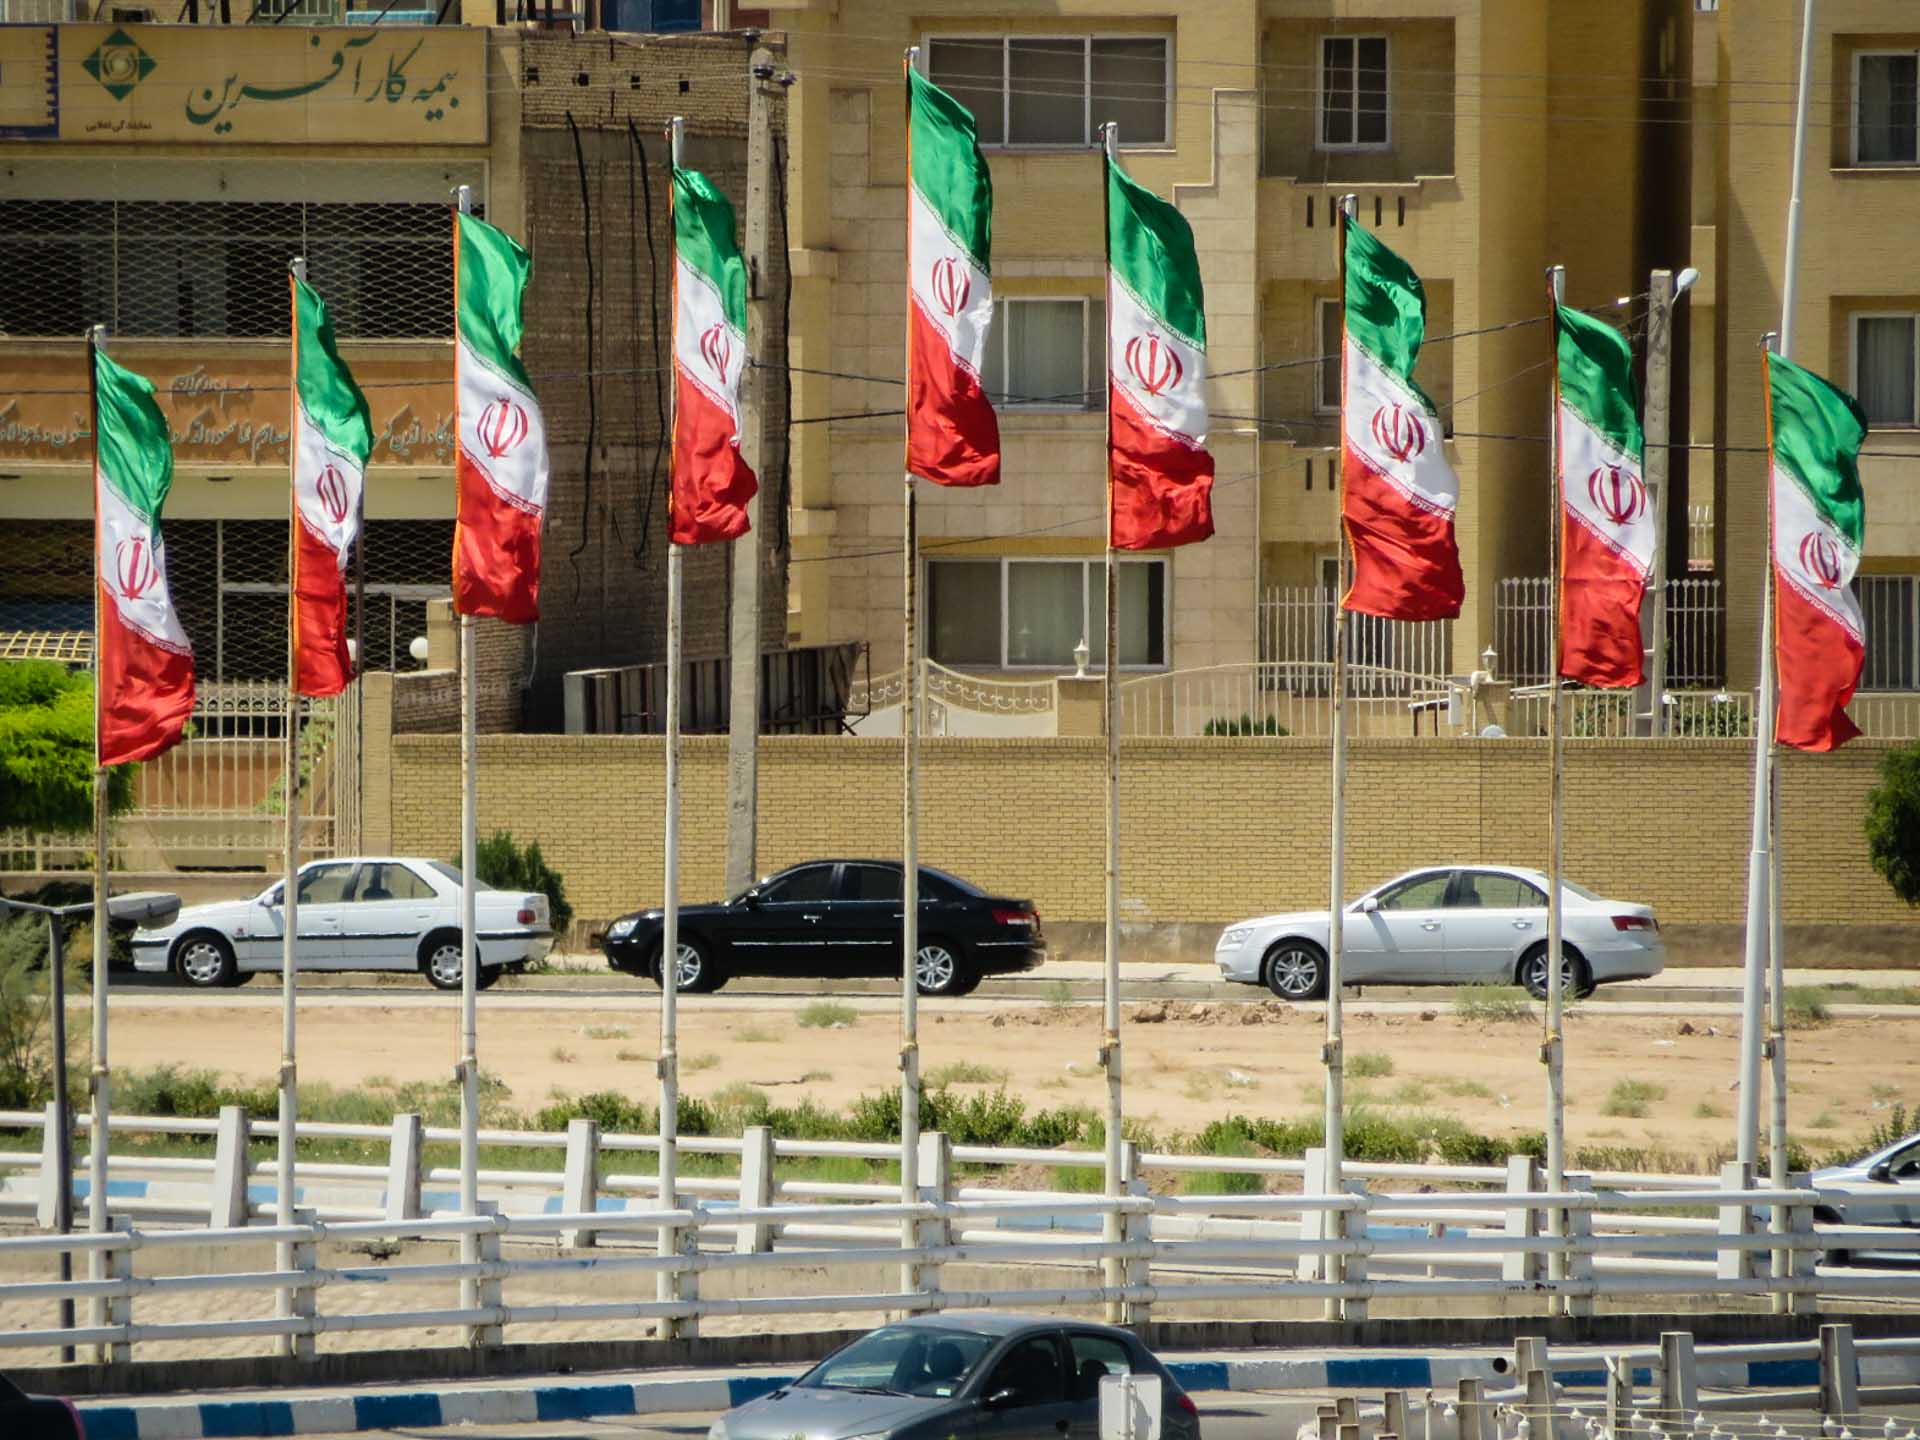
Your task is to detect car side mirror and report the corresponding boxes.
[266,887,283,907]
[1359,897,1380,914]
[1869,1161,1893,1183]
[740,891,762,909]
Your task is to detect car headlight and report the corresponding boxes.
[607,917,638,939]
[1218,926,1254,949]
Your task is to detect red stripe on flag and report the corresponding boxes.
[293,518,352,698]
[1559,513,1645,688]
[1109,382,1213,551]
[1341,449,1463,621]
[98,584,194,767]
[907,300,1000,487]
[454,449,542,623]
[1775,572,1863,752]
[670,371,757,546]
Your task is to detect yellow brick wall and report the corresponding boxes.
[387,734,1910,930]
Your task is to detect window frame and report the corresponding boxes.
[924,555,1171,673]
[984,295,1102,412]
[1854,574,1920,692]
[1850,311,1919,429]
[1850,49,1920,168]
[1314,296,1343,414]
[923,32,1174,150]
[1316,33,1392,153]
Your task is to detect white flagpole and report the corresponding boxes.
[898,48,923,1301]
[1738,0,1814,1172]
[1324,193,1357,1314]
[85,322,113,1353]
[1098,121,1126,1325]
[452,183,482,1317]
[280,258,307,1357]
[1544,264,1569,1289]
[661,114,687,1336]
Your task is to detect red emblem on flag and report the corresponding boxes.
[1125,334,1183,397]
[1798,531,1844,590]
[115,536,158,601]
[316,463,351,525]
[1370,404,1428,463]
[479,396,529,459]
[931,255,970,318]
[699,323,732,385]
[1587,465,1646,527]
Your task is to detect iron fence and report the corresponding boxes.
[1257,585,1453,690]
[1494,577,1724,689]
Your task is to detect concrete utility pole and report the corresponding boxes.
[1640,269,1675,737]
[725,44,775,896]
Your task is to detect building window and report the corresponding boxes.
[1320,35,1389,150]
[926,36,1170,147]
[1854,314,1918,427]
[1856,576,1919,691]
[926,557,1168,670]
[1854,52,1919,166]
[1316,297,1343,412]
[979,297,1104,410]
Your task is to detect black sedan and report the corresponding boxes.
[0,1375,84,1440]
[601,860,1043,996]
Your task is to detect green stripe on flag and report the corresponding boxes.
[93,348,173,525]
[672,168,748,335]
[294,277,372,459]
[908,67,992,271]
[1555,304,1641,458]
[1106,159,1204,349]
[1343,215,1438,410]
[1770,351,1866,549]
[456,212,537,393]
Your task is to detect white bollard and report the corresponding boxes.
[560,1116,600,1249]
[210,1104,252,1230]
[384,1112,423,1222]
[735,1124,775,1254]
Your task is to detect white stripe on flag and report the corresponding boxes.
[1344,337,1457,517]
[1108,276,1206,446]
[456,336,550,516]
[1773,461,1864,642]
[673,256,745,435]
[97,469,190,653]
[1560,403,1653,580]
[908,184,992,379]
[293,402,363,574]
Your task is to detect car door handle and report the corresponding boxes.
[802,914,821,923]
[1512,920,1533,930]
[1421,921,1441,931]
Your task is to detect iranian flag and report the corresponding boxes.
[906,63,999,487]
[670,166,757,544]
[1106,150,1213,549]
[93,345,194,766]
[1341,215,1462,619]
[1555,303,1651,687]
[454,211,549,623]
[291,274,372,698]
[1767,351,1868,753]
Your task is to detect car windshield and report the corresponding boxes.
[799,1325,997,1398]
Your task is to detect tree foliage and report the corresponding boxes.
[467,830,573,936]
[1865,741,1920,907]
[0,662,134,832]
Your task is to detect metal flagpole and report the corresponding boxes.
[1738,0,1815,1170]
[1098,121,1126,1324]
[452,183,482,1315]
[898,48,923,1301]
[1323,194,1357,1314]
[1544,264,1569,1290]
[85,321,113,1350]
[661,114,687,1336]
[280,258,307,1357]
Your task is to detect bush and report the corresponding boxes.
[0,662,134,835]
[1602,1078,1666,1118]
[1866,742,1920,907]
[1454,984,1533,1023]
[466,831,573,936]
[1202,713,1290,737]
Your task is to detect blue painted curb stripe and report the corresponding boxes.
[727,1376,791,1406]
[1328,1358,1433,1389]
[76,1407,138,1440]
[201,1399,297,1436]
[535,1383,640,1421]
[353,1392,444,1429]
[1168,1361,1233,1392]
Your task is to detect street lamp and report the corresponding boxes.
[0,889,178,1360]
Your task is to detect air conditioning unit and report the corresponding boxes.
[107,4,157,18]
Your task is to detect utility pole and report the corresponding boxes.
[725,44,775,896]
[1641,269,1675,736]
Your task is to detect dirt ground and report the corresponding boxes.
[96,996,1920,1161]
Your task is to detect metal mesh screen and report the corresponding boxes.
[0,198,462,340]
[0,516,452,679]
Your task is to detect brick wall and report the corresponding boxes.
[385,734,1911,931]
[516,31,790,726]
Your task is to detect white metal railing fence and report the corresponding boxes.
[3,1106,1916,1362]
[1117,663,1466,738]
[848,659,1056,736]
[1494,578,1724,689]
[1258,585,1453,679]
[1689,504,1715,571]
[1503,688,1920,741]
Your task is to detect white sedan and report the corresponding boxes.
[130,856,554,990]
[1214,864,1665,1001]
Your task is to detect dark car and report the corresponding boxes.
[601,860,1043,996]
[711,1313,1201,1440]
[0,1375,84,1440]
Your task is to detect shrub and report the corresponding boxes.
[0,662,134,835]
[1348,1051,1395,1079]
[1865,742,1920,905]
[465,831,573,936]
[797,1000,856,1028]
[1783,986,1831,1028]
[1602,1078,1666,1118]
[1202,713,1290,737]
[1454,984,1533,1023]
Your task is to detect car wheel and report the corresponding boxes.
[175,932,237,989]
[914,940,967,996]
[421,932,465,991]
[1264,940,1328,1000]
[476,965,502,992]
[1518,943,1590,1002]
[654,936,722,993]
